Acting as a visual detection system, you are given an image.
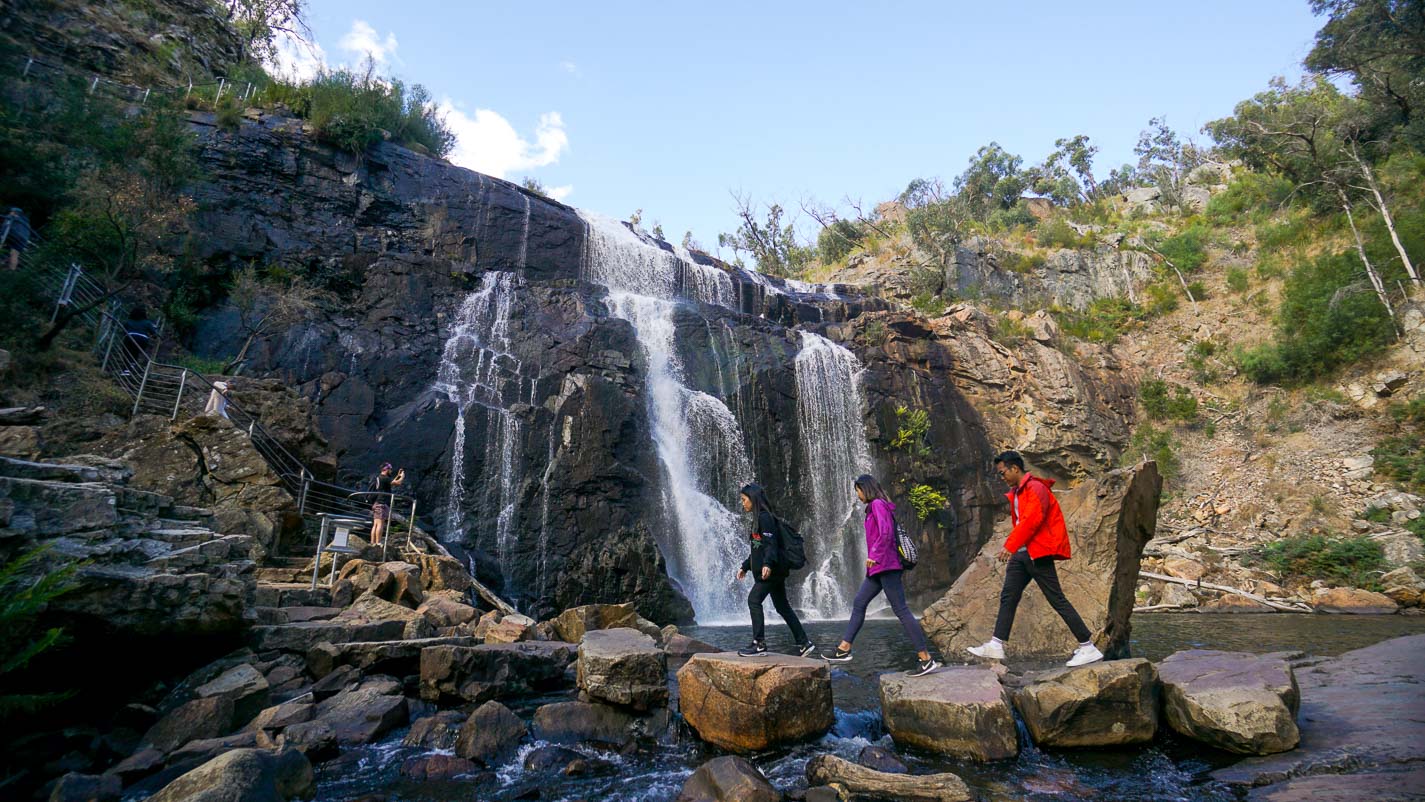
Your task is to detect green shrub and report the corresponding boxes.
[908,484,949,522]
[1204,173,1294,225]
[1186,280,1208,301]
[271,68,456,157]
[1251,534,1386,590]
[1406,516,1425,541]
[1372,397,1425,492]
[909,292,945,317]
[984,203,1036,232]
[1226,267,1250,293]
[1139,379,1199,422]
[999,250,1047,274]
[1,547,78,719]
[1363,505,1393,524]
[862,319,889,346]
[1053,297,1145,343]
[1187,339,1220,384]
[1143,282,1181,317]
[817,219,864,263]
[1034,217,1091,249]
[993,316,1032,344]
[891,406,931,457]
[1255,213,1311,253]
[1153,223,1212,272]
[1123,424,1179,482]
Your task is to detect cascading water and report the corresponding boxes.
[793,331,875,617]
[579,213,872,622]
[434,271,526,579]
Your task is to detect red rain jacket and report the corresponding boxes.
[1003,474,1071,560]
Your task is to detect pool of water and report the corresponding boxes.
[313,613,1425,801]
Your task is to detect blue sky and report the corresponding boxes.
[287,1,1323,253]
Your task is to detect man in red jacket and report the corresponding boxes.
[968,451,1103,667]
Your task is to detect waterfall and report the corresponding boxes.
[434,271,525,580]
[793,331,875,617]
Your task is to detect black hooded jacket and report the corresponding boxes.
[740,510,786,578]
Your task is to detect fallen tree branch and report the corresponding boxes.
[1139,570,1312,613]
[0,406,47,426]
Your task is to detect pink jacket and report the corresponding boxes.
[865,498,902,575]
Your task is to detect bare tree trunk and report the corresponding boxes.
[1338,187,1399,334]
[1142,243,1197,313]
[1350,145,1419,286]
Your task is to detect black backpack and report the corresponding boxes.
[775,517,808,571]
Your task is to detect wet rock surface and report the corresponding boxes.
[879,666,1018,761]
[575,628,668,710]
[1158,650,1299,755]
[805,754,972,802]
[1012,658,1160,747]
[677,653,834,753]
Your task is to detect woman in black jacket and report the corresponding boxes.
[735,483,816,657]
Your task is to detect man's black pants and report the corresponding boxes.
[992,551,1092,643]
[748,575,808,645]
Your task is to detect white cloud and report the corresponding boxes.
[340,20,399,66]
[441,105,571,179]
[267,30,327,82]
[547,185,574,201]
[560,60,581,77]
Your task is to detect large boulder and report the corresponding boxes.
[194,664,271,727]
[419,642,576,703]
[576,628,668,710]
[306,635,475,678]
[1311,587,1399,615]
[923,462,1162,659]
[141,697,235,754]
[414,552,474,594]
[455,700,527,765]
[370,561,425,608]
[805,754,971,802]
[548,602,662,643]
[1012,658,1159,747]
[675,756,779,802]
[879,666,1017,761]
[403,711,466,750]
[1158,650,1299,755]
[146,747,313,802]
[677,653,833,753]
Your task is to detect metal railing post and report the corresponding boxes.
[52,264,78,324]
[131,358,152,417]
[310,517,327,590]
[298,470,310,516]
[172,369,187,420]
[406,497,418,552]
[214,77,225,103]
[99,324,116,371]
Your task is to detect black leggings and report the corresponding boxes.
[841,569,929,654]
[748,575,807,645]
[993,551,1092,642]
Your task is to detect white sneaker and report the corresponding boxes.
[967,640,1005,660]
[1066,644,1104,667]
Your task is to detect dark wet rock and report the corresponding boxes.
[167,732,259,769]
[308,635,476,678]
[194,664,271,727]
[856,745,907,774]
[310,664,359,698]
[576,628,667,711]
[419,642,576,703]
[400,754,478,781]
[1012,658,1159,747]
[455,701,526,766]
[141,697,235,754]
[48,772,121,802]
[805,754,971,802]
[677,653,833,753]
[521,745,609,776]
[272,719,337,761]
[923,463,1162,659]
[402,711,465,750]
[530,700,670,748]
[675,755,779,802]
[880,666,1017,761]
[312,688,407,745]
[1158,650,1298,755]
[146,747,313,802]
[105,748,165,785]
[663,633,721,668]
[1212,634,1425,794]
[251,619,407,653]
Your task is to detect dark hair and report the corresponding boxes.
[129,305,148,321]
[854,474,891,505]
[993,450,1025,471]
[739,483,775,519]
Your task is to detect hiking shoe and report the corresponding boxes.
[823,648,853,663]
[796,642,817,658]
[907,657,941,677]
[737,641,768,657]
[967,640,1006,660]
[1066,643,1104,667]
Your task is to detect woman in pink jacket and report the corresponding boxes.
[824,474,940,677]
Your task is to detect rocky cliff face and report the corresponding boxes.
[173,111,1135,622]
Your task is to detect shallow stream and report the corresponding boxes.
[314,613,1425,801]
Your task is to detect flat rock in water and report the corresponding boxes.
[146,748,313,802]
[857,745,908,774]
[312,688,407,745]
[1158,649,1298,755]
[400,754,479,782]
[403,710,465,750]
[1312,587,1399,615]
[1213,634,1425,795]
[576,628,667,710]
[805,754,971,802]
[530,700,669,748]
[677,653,834,753]
[880,666,1018,761]
[675,756,779,802]
[1012,658,1159,747]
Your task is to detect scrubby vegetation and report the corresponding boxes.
[1372,396,1425,492]
[908,484,949,522]
[1251,533,1386,590]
